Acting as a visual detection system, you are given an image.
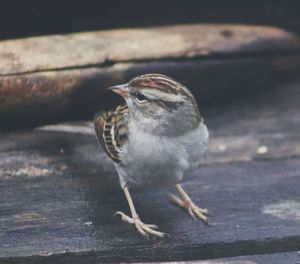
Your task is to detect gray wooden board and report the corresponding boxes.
[0,82,300,263]
[203,251,300,264]
[144,251,300,264]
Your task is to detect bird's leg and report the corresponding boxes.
[115,185,166,238]
[171,184,209,224]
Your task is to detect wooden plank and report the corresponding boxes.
[1,24,299,75]
[1,132,300,263]
[0,82,299,263]
[144,251,300,263]
[1,24,300,128]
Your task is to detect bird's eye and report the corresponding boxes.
[135,92,147,103]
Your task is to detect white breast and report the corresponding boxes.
[115,122,209,188]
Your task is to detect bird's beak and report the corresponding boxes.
[108,83,129,98]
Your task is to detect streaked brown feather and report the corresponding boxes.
[129,73,189,97]
[94,105,128,163]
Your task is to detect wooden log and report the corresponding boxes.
[0,24,300,128]
[1,24,300,74]
[0,81,299,263]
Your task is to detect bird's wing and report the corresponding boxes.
[94,105,128,163]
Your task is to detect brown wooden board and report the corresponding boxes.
[0,80,299,263]
[1,24,300,75]
[1,24,300,128]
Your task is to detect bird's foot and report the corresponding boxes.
[115,211,167,238]
[170,194,209,224]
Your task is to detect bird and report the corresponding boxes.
[94,73,209,237]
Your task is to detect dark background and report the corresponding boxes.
[1,0,300,40]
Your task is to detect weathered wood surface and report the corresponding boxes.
[147,251,300,264]
[1,24,300,75]
[0,80,299,263]
[1,24,300,127]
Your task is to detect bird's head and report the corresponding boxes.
[109,74,201,135]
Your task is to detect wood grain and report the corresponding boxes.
[1,24,299,75]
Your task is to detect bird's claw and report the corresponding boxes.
[115,211,167,238]
[170,194,210,225]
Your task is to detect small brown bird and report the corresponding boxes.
[94,74,209,237]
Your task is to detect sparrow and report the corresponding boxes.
[94,74,209,237]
